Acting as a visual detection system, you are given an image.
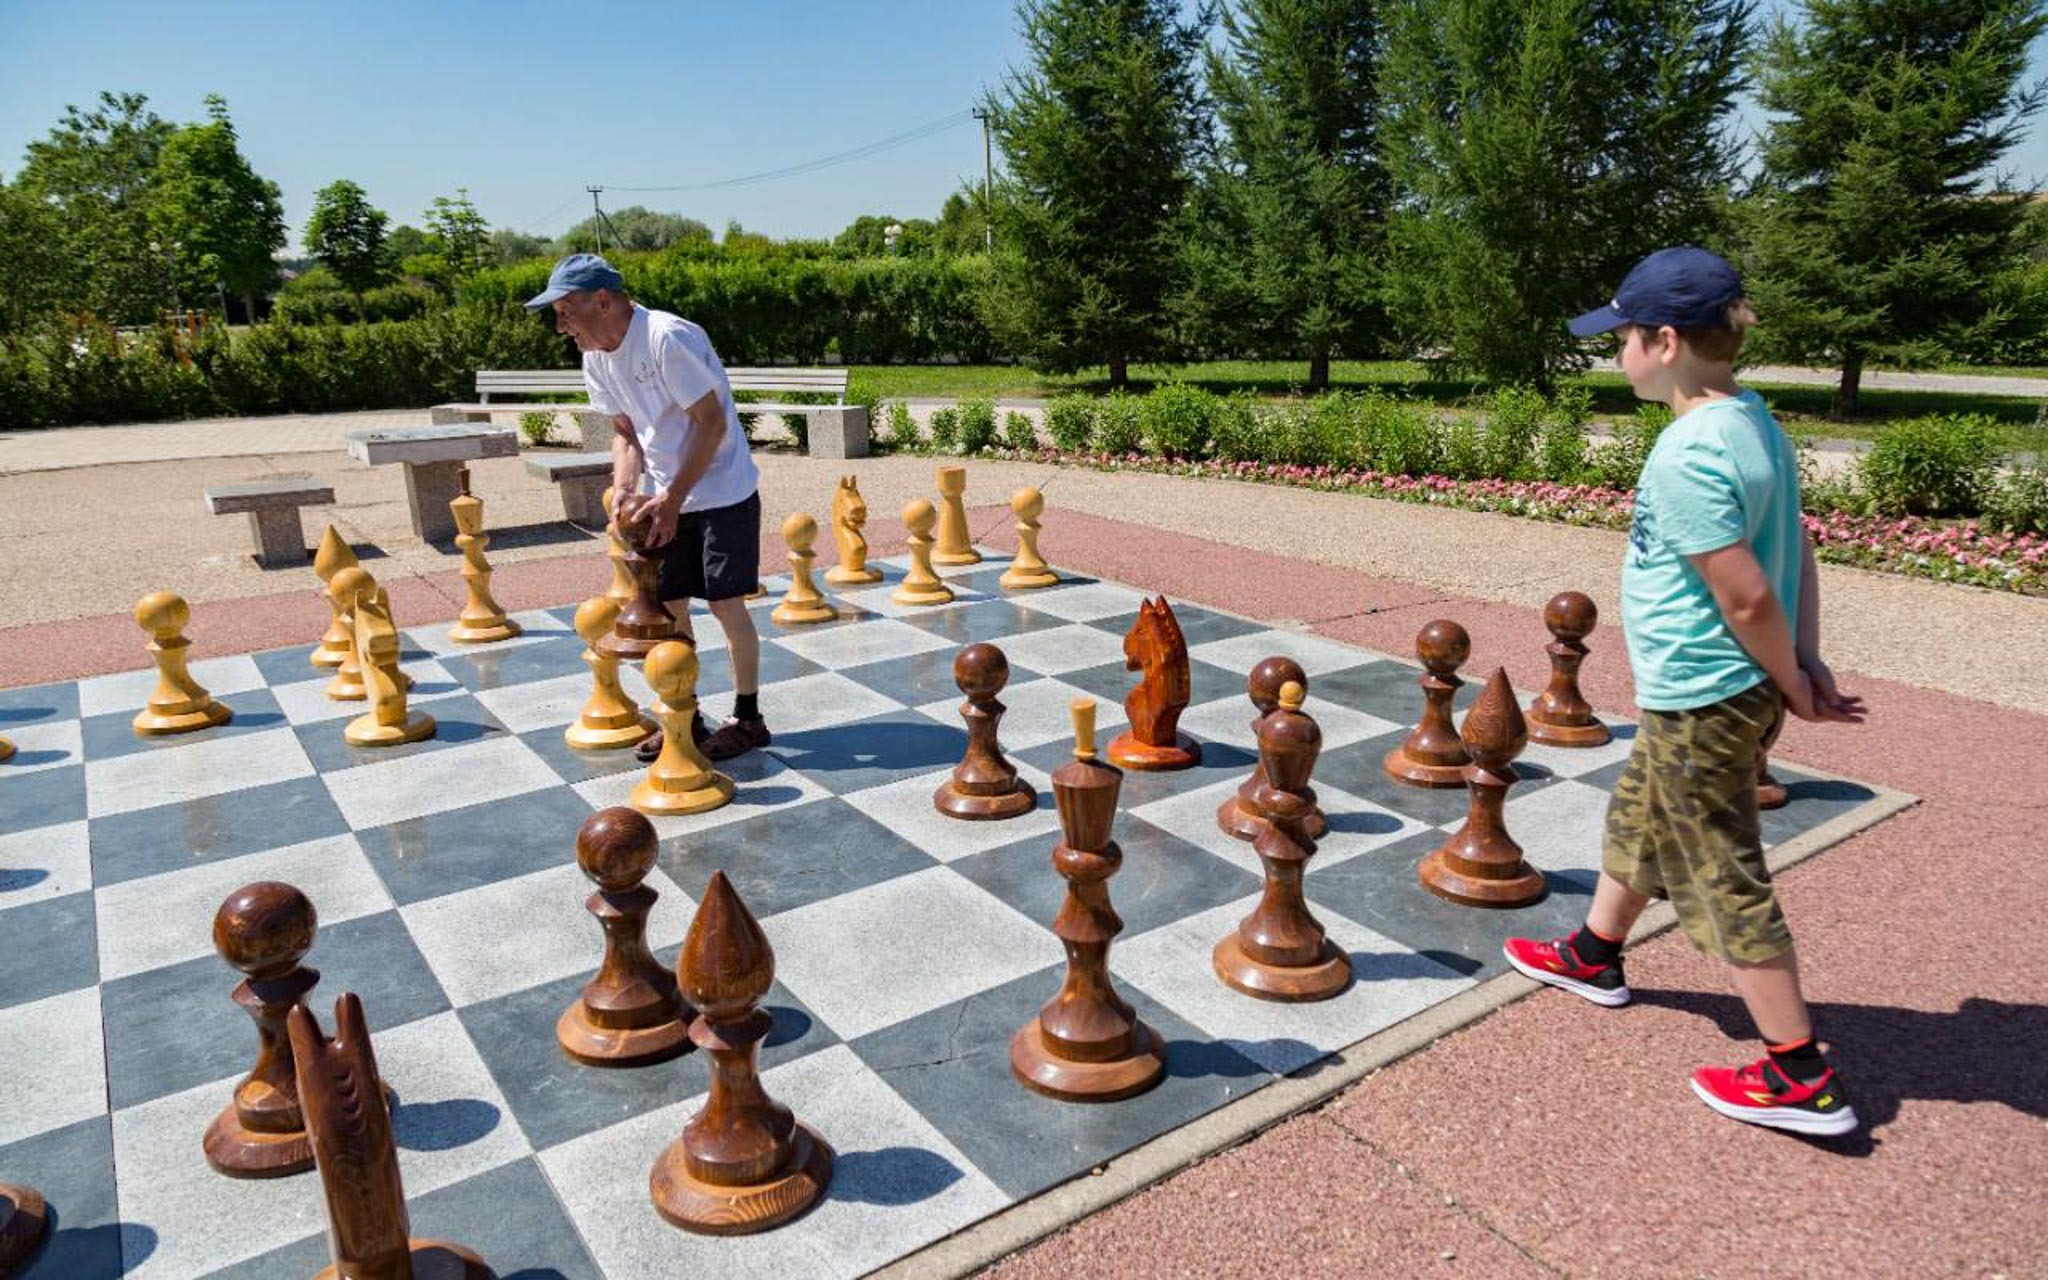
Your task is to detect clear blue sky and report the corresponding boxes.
[2,0,2044,249]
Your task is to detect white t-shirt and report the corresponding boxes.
[580,304,759,513]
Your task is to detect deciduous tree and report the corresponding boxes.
[304,179,390,294]
[149,95,285,317]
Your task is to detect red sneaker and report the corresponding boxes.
[1502,935,1631,1007]
[1690,1057,1859,1137]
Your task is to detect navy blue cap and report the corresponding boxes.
[523,253,625,309]
[1569,246,1744,337]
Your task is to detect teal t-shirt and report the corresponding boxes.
[1620,388,1804,711]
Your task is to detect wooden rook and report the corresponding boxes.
[1106,596,1201,771]
[1419,667,1546,907]
[311,525,360,669]
[289,995,493,1280]
[447,466,521,644]
[1010,699,1166,1102]
[632,641,735,816]
[935,643,1037,820]
[600,508,682,661]
[824,475,882,585]
[1526,591,1610,747]
[892,499,954,606]
[1384,619,1473,787]
[771,513,837,626]
[558,808,692,1066]
[1214,681,1350,1001]
[602,488,637,607]
[1217,656,1327,843]
[132,591,232,736]
[650,871,833,1235]
[335,567,435,747]
[998,486,1060,589]
[932,463,982,566]
[205,882,320,1178]
[565,597,656,750]
[0,1183,46,1276]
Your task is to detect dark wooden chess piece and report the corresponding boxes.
[599,508,681,661]
[1418,667,1546,907]
[558,808,693,1067]
[1526,591,1611,747]
[1217,656,1327,843]
[1214,680,1350,1001]
[205,881,320,1179]
[649,871,833,1235]
[1010,699,1166,1102]
[1106,596,1201,771]
[289,994,493,1280]
[934,642,1037,820]
[0,1183,47,1276]
[1384,619,1474,787]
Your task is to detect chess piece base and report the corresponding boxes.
[1757,772,1789,810]
[824,566,883,585]
[0,1183,48,1274]
[565,716,657,751]
[555,1002,692,1068]
[630,775,736,817]
[1212,933,1351,1002]
[310,641,349,669]
[999,566,1060,590]
[933,779,1036,821]
[314,1240,491,1280]
[931,549,982,567]
[1216,797,1327,844]
[891,584,954,606]
[344,710,435,748]
[650,1124,834,1236]
[448,618,523,645]
[1106,730,1201,772]
[1382,744,1469,788]
[1009,1019,1166,1103]
[202,1103,313,1179]
[597,634,669,662]
[1417,847,1547,908]
[133,700,232,737]
[771,600,836,626]
[1525,716,1611,748]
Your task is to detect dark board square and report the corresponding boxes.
[1307,658,1478,725]
[293,694,512,774]
[77,689,289,764]
[247,642,324,688]
[437,636,591,694]
[1761,768,1883,848]
[894,598,1070,647]
[516,723,648,786]
[837,650,981,709]
[1086,604,1265,648]
[658,798,937,920]
[1315,730,1561,830]
[0,891,97,1012]
[87,774,349,887]
[768,713,969,796]
[1057,658,1244,717]
[354,786,602,906]
[1012,735,1256,813]
[0,764,84,834]
[0,683,80,730]
[0,1116,124,1280]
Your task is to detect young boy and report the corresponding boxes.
[1503,246,1868,1137]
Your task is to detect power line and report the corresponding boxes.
[607,109,975,194]
[516,192,583,238]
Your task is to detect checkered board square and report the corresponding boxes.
[0,551,1894,1278]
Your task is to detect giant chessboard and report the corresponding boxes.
[0,550,1895,1278]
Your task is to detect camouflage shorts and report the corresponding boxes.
[1602,680,1791,964]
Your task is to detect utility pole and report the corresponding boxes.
[970,106,994,253]
[586,186,606,254]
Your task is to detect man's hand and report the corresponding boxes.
[641,491,683,549]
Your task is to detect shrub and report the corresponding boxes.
[1981,464,2048,535]
[1857,414,2004,517]
[1140,383,1219,459]
[927,405,961,452]
[1537,387,1593,482]
[1304,392,1358,468]
[1353,393,1439,475]
[1211,393,1264,462]
[1095,392,1143,455]
[1045,394,1096,451]
[518,411,554,446]
[1001,409,1039,452]
[1439,413,1485,480]
[1588,402,1672,489]
[1481,385,1546,480]
[1262,401,1319,467]
[955,397,998,453]
[886,400,920,449]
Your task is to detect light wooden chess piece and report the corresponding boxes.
[288,995,493,1279]
[892,500,955,606]
[1010,698,1166,1102]
[565,597,656,750]
[1383,619,1473,787]
[650,870,832,1234]
[132,591,232,736]
[323,577,409,703]
[558,808,693,1066]
[0,1182,47,1275]
[999,486,1060,589]
[825,475,882,585]
[631,641,735,816]
[335,567,435,747]
[932,464,982,566]
[602,488,637,608]
[771,514,836,626]
[0,737,15,765]
[447,466,521,644]
[205,881,321,1179]
[1418,667,1545,907]
[311,525,359,669]
[1525,591,1610,747]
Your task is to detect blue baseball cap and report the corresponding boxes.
[523,253,625,309]
[1569,246,1744,337]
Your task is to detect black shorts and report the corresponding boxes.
[656,491,761,603]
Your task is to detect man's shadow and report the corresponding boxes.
[1631,990,2044,1155]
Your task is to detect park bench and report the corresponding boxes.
[345,423,519,543]
[524,451,613,526]
[204,477,335,569]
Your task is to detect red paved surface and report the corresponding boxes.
[5,509,2037,1278]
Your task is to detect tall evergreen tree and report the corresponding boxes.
[18,91,176,324]
[150,95,286,317]
[1204,0,1387,389]
[1379,0,1752,385]
[984,0,1206,386]
[303,179,390,294]
[1739,0,2048,415]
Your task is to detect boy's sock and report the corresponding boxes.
[1767,1036,1829,1085]
[732,692,761,723]
[1568,924,1624,968]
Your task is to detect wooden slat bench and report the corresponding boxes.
[523,451,613,526]
[204,477,335,568]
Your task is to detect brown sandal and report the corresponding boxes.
[634,716,711,763]
[703,718,771,761]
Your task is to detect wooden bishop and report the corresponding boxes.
[205,882,320,1179]
[932,463,981,565]
[311,525,359,669]
[824,475,882,585]
[934,643,1036,820]
[1010,699,1166,1102]
[558,808,692,1066]
[1106,596,1201,771]
[1218,656,1327,843]
[132,591,232,736]
[631,641,734,816]
[335,567,435,747]
[892,499,954,606]
[1418,667,1546,907]
[447,466,521,644]
[998,486,1060,589]
[650,871,833,1234]
[771,513,836,625]
[1525,591,1610,747]
[566,597,656,750]
[1383,619,1473,787]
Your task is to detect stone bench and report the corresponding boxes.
[432,403,615,449]
[204,477,335,568]
[345,424,520,542]
[524,451,613,526]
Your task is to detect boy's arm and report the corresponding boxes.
[1791,528,1865,720]
[1687,542,1812,717]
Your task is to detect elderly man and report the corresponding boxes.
[526,253,769,761]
